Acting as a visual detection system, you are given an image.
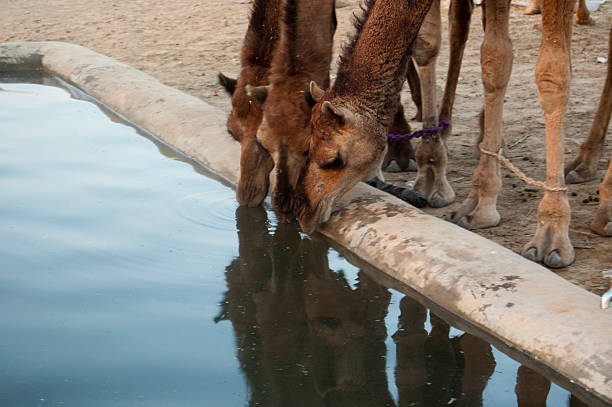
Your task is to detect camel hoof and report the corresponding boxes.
[566,169,597,184]
[407,159,418,172]
[576,16,595,26]
[591,221,612,236]
[384,160,402,173]
[429,192,447,208]
[544,250,564,269]
[457,215,472,230]
[522,246,574,268]
[523,247,538,262]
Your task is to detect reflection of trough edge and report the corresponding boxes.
[1,41,610,406]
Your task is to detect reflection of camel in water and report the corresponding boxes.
[393,296,496,406]
[515,365,591,407]
[218,208,589,406]
[217,206,394,406]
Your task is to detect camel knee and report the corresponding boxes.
[535,53,571,115]
[412,0,441,67]
[413,38,440,67]
[480,37,513,93]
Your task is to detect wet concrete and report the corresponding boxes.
[1,41,610,405]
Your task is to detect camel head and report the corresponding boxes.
[246,79,320,221]
[294,82,387,233]
[218,71,274,207]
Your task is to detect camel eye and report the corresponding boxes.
[320,153,345,170]
[303,148,309,157]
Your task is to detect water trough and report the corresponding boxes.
[1,41,610,405]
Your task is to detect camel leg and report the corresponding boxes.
[407,58,423,122]
[382,59,421,173]
[591,152,612,235]
[523,0,575,268]
[566,29,612,184]
[440,0,474,140]
[576,0,594,25]
[413,0,456,208]
[383,106,418,172]
[446,0,512,229]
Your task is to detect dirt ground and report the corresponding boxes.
[2,0,611,294]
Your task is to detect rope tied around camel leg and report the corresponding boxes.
[478,143,568,192]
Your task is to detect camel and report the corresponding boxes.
[565,28,612,237]
[218,0,282,207]
[244,0,426,220]
[243,0,337,220]
[439,0,608,268]
[220,207,394,405]
[292,0,433,233]
[296,0,602,268]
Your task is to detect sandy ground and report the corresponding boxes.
[2,0,611,294]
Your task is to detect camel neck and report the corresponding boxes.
[241,0,283,68]
[333,0,433,126]
[271,0,336,85]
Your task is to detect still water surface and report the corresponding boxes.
[0,77,579,406]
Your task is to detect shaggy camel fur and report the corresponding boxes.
[293,0,433,233]
[218,0,281,207]
[244,0,337,220]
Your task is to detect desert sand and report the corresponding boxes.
[2,0,611,294]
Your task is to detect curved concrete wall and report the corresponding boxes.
[1,42,610,405]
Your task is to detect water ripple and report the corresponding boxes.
[175,187,238,232]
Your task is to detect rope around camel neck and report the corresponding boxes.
[478,143,567,192]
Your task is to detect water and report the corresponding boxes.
[0,76,585,406]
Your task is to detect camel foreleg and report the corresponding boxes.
[446,0,512,229]
[413,0,456,208]
[566,28,612,184]
[522,0,575,268]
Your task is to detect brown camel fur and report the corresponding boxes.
[293,0,434,233]
[218,0,282,207]
[244,0,337,221]
[566,28,612,236]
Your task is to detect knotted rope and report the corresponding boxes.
[478,143,567,192]
[387,120,450,141]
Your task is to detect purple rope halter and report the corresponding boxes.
[387,120,450,141]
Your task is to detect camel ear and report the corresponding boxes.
[245,84,269,105]
[321,101,350,126]
[218,72,237,95]
[309,81,325,103]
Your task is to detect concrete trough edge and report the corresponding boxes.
[2,41,610,404]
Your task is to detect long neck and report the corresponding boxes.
[271,0,336,86]
[241,0,283,68]
[334,0,433,125]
